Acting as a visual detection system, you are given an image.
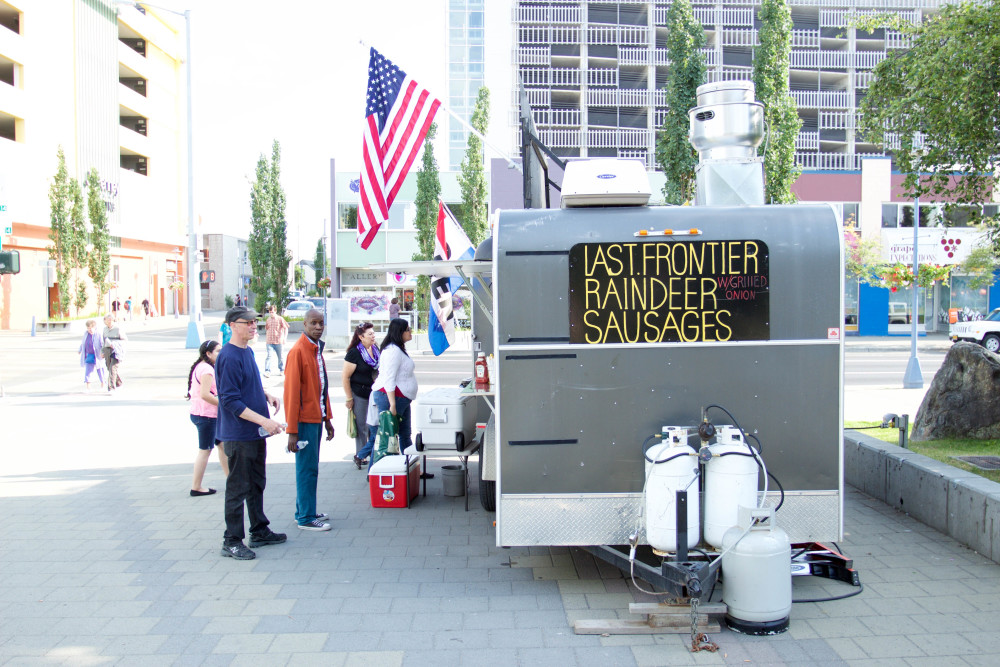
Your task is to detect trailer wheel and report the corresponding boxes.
[415,433,424,452]
[455,432,465,452]
[478,449,495,512]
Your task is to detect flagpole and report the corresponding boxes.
[438,102,522,173]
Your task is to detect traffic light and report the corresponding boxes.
[199,269,216,283]
[0,249,19,275]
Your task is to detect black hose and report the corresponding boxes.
[704,404,787,512]
[794,582,864,604]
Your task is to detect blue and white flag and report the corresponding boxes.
[429,202,475,355]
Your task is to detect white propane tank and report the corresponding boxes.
[721,507,792,635]
[703,426,759,548]
[645,427,699,552]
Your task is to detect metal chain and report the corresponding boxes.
[689,597,719,653]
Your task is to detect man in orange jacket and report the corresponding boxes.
[283,309,335,531]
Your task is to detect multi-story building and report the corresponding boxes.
[510,0,1000,336]
[512,0,939,171]
[0,0,190,330]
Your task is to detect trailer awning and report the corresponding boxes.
[369,260,495,327]
[368,260,493,278]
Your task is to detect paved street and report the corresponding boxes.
[1,317,997,665]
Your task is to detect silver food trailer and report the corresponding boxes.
[376,83,846,617]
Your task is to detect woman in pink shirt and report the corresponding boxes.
[187,340,230,496]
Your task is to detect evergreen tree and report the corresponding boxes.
[47,147,72,317]
[754,0,802,204]
[313,238,326,282]
[248,155,273,306]
[412,124,441,327]
[68,177,89,315]
[655,0,705,205]
[459,87,490,245]
[268,140,291,308]
[86,168,112,310]
[247,140,291,308]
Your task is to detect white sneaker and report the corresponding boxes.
[264,371,270,378]
[297,519,331,531]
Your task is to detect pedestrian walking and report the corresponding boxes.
[141,298,150,320]
[219,319,232,346]
[101,314,126,392]
[342,321,379,468]
[388,297,400,320]
[263,305,289,377]
[371,318,418,452]
[125,296,133,320]
[78,319,105,391]
[187,340,230,497]
[283,309,334,531]
[215,305,286,560]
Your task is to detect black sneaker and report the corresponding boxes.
[248,530,287,548]
[353,455,364,470]
[220,543,255,560]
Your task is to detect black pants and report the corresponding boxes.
[222,439,269,545]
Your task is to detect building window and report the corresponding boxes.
[119,75,147,97]
[0,1,20,35]
[120,113,147,136]
[0,110,21,142]
[120,153,148,176]
[950,275,989,322]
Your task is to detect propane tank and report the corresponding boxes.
[703,426,759,548]
[721,507,791,635]
[645,427,699,553]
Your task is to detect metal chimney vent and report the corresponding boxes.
[689,81,766,206]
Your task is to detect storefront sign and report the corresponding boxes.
[881,228,978,265]
[568,240,770,344]
[343,270,385,285]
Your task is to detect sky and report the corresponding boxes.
[169,0,451,259]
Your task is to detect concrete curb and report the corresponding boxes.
[845,429,1000,563]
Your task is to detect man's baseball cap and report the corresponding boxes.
[225,305,259,324]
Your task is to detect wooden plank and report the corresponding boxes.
[647,613,710,629]
[573,619,721,635]
[629,602,727,615]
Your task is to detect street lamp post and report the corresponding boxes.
[117,1,203,348]
[903,197,924,389]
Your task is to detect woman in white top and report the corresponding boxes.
[187,340,230,496]
[371,318,417,452]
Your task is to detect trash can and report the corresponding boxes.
[441,465,465,497]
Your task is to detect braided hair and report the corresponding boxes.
[186,340,220,399]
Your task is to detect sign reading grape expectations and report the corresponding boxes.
[568,240,770,344]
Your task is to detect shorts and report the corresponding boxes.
[190,414,218,451]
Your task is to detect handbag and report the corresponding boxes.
[371,410,400,467]
[85,353,96,364]
[346,406,358,439]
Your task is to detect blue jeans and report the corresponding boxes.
[372,391,413,453]
[265,343,283,372]
[294,422,321,525]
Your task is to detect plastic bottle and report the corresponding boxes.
[475,352,490,389]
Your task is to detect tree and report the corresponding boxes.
[48,147,72,317]
[855,2,1000,245]
[313,238,326,282]
[247,141,290,308]
[754,0,802,204]
[248,155,273,305]
[655,0,705,205]
[268,141,291,308]
[343,206,358,230]
[86,168,112,311]
[459,87,490,245]
[294,264,305,289]
[412,123,441,326]
[68,177,88,315]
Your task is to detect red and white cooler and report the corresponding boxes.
[368,455,420,508]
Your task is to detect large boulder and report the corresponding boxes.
[911,341,1000,441]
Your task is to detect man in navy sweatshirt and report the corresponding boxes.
[216,305,287,560]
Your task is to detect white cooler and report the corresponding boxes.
[414,387,477,451]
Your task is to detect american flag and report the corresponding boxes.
[358,47,441,249]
